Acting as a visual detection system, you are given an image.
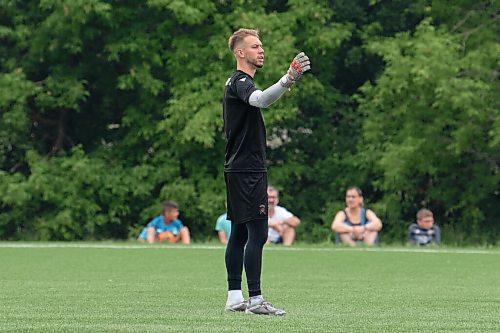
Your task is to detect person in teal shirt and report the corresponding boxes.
[215,212,231,245]
[138,201,191,244]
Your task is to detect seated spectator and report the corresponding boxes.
[331,187,382,246]
[267,186,300,246]
[138,201,190,244]
[408,208,441,246]
[215,206,231,245]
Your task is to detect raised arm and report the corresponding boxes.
[249,52,310,108]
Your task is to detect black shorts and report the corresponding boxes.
[224,172,268,224]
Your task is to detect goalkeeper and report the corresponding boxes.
[223,28,310,316]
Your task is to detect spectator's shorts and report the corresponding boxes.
[224,172,268,224]
[269,236,283,244]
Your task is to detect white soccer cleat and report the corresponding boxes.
[245,299,286,316]
[224,300,247,312]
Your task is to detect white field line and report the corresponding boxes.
[0,242,499,255]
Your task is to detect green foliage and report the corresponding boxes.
[0,146,152,240]
[0,69,38,169]
[357,19,499,244]
[0,0,498,244]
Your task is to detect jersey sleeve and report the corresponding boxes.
[174,219,184,228]
[215,216,223,231]
[407,224,418,243]
[147,217,159,229]
[233,74,257,104]
[277,206,294,220]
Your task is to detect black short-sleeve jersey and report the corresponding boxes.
[223,70,267,172]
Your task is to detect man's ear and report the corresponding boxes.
[235,48,245,58]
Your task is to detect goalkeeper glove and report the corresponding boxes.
[280,52,311,88]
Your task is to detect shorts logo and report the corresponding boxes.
[259,204,267,215]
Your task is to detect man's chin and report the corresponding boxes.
[254,60,264,68]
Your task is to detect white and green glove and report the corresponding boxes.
[280,52,311,88]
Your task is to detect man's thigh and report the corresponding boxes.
[225,172,268,224]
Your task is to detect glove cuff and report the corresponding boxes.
[279,74,295,88]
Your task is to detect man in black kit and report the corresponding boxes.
[223,28,310,315]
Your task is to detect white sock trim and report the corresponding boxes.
[227,290,244,304]
[249,295,263,305]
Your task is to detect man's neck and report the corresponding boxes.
[236,62,256,77]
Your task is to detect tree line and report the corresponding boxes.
[0,0,498,244]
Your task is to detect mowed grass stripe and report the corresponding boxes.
[0,246,499,332]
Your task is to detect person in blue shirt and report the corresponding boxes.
[138,201,190,244]
[215,212,232,245]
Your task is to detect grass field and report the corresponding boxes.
[0,243,499,332]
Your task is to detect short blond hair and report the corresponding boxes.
[228,28,259,53]
[416,208,433,221]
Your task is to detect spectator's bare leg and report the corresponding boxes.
[363,230,378,246]
[339,233,357,246]
[281,226,296,246]
[178,226,191,244]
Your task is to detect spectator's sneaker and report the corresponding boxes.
[224,300,247,312]
[245,299,286,316]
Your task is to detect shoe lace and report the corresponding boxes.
[261,301,279,311]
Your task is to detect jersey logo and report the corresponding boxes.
[225,78,231,86]
[259,204,267,215]
[239,77,247,82]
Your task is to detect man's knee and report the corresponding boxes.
[256,229,268,246]
[250,221,268,246]
[282,227,296,246]
[179,226,191,244]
